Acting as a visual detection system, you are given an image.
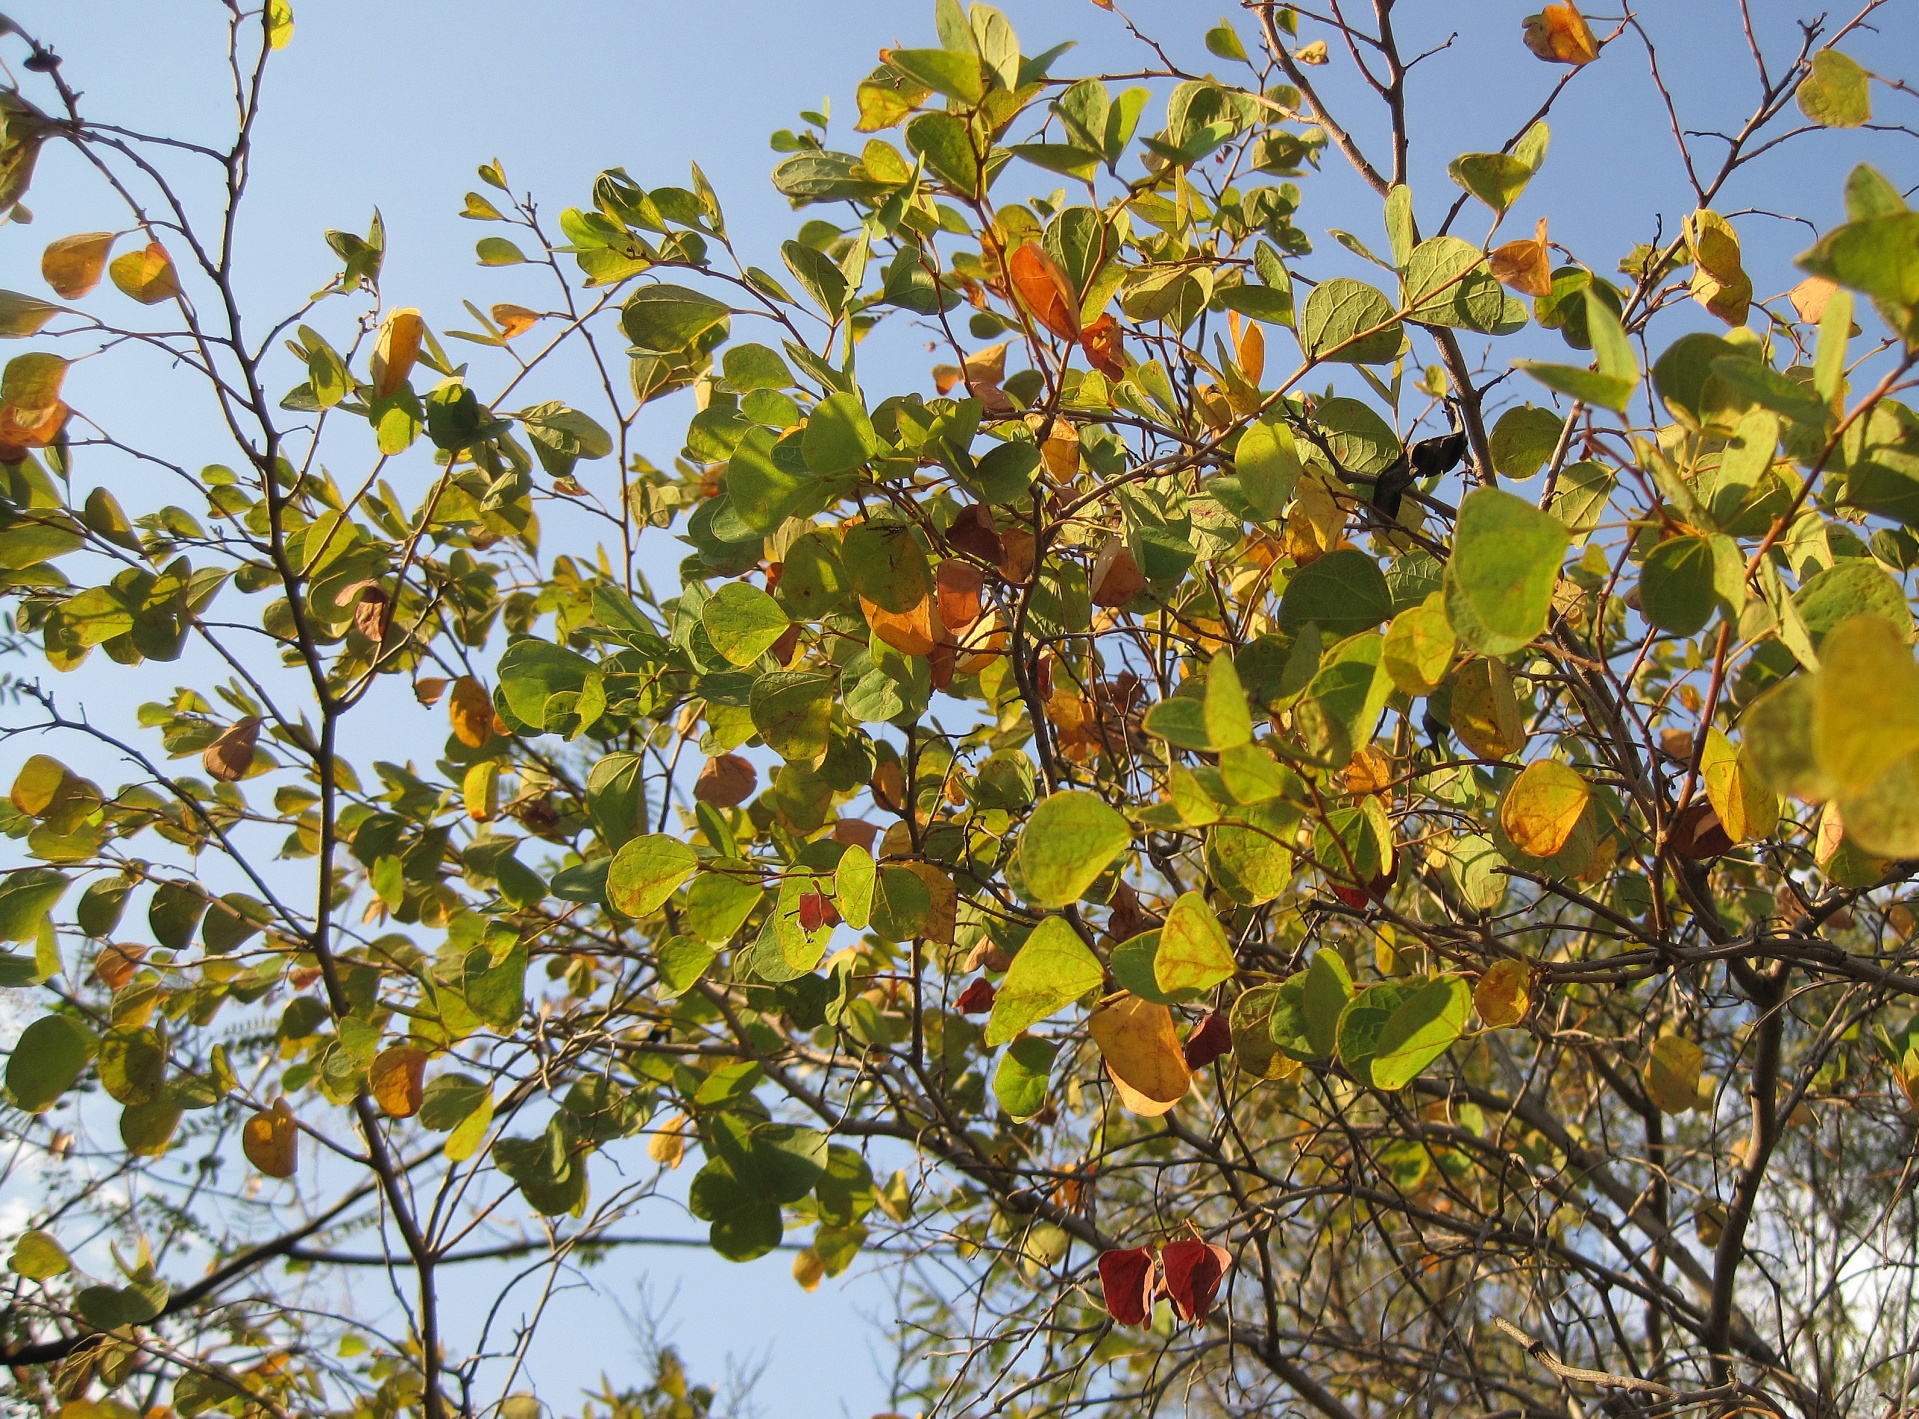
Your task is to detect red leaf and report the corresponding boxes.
[1097,1246,1156,1327]
[1182,1010,1233,1070]
[1080,313,1126,378]
[798,892,840,932]
[953,977,997,1014]
[1159,1238,1231,1322]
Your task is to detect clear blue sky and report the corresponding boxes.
[3,1,1912,1415]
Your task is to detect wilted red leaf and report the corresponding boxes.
[695,753,758,808]
[1098,1246,1156,1327]
[1008,243,1080,340]
[1080,313,1126,378]
[953,976,996,1014]
[798,891,840,932]
[1182,1010,1233,1070]
[202,715,262,783]
[833,817,881,851]
[1159,1238,1231,1322]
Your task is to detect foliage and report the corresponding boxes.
[1,3,1918,1418]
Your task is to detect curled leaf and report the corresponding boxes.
[1159,1238,1231,1322]
[1098,1245,1156,1326]
[201,716,261,782]
[1489,217,1554,297]
[1522,3,1598,65]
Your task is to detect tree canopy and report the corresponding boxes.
[2,3,1919,1418]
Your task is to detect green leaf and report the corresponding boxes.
[1489,405,1564,479]
[0,867,67,942]
[725,426,810,535]
[835,845,876,931]
[0,289,59,338]
[1797,204,1919,340]
[868,864,933,943]
[1400,237,1513,333]
[1017,791,1132,907]
[620,283,732,354]
[1798,49,1871,128]
[1205,799,1297,905]
[1280,547,1392,639]
[1205,18,1249,62]
[497,638,594,731]
[881,48,989,105]
[464,939,527,1028]
[6,1013,97,1113]
[841,523,931,612]
[1369,975,1471,1090]
[475,236,526,266]
[906,112,980,194]
[1814,613,1919,796]
[750,670,835,761]
[984,916,1103,1046]
[992,1035,1058,1119]
[1301,949,1354,1059]
[780,240,849,318]
[701,581,790,666]
[7,1229,69,1279]
[1300,277,1404,364]
[1639,533,1742,636]
[98,1025,166,1105]
[803,392,880,476]
[1204,652,1253,751]
[684,866,762,943]
[1154,891,1237,994]
[1447,152,1535,214]
[1234,418,1301,518]
[606,834,698,918]
[1444,487,1569,655]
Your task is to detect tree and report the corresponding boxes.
[1,1,1917,1416]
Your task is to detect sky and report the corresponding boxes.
[1,1,1914,1416]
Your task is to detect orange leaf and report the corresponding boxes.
[202,716,262,783]
[108,241,182,304]
[369,1046,427,1117]
[372,308,424,399]
[1522,3,1598,65]
[1008,243,1080,340]
[413,677,449,707]
[860,589,941,657]
[694,753,758,808]
[42,232,115,299]
[242,1099,298,1178]
[1489,217,1554,297]
[1090,536,1146,607]
[1079,313,1126,378]
[0,398,68,459]
[93,943,146,991]
[490,303,539,340]
[934,559,984,635]
[1235,317,1265,385]
[448,675,493,748]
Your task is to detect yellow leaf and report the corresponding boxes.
[1700,728,1778,843]
[1155,890,1238,994]
[1814,614,1919,797]
[1473,958,1532,1028]
[1489,217,1554,297]
[649,1113,688,1169]
[449,675,493,748]
[1089,993,1191,1115]
[266,0,295,49]
[1498,760,1590,857]
[42,232,115,299]
[1294,40,1329,64]
[371,308,424,399]
[791,1247,824,1292]
[108,241,181,305]
[1644,1035,1703,1114]
[902,861,957,945]
[1684,210,1750,327]
[242,1098,298,1177]
[1450,657,1525,760]
[369,1045,426,1118]
[10,753,68,815]
[463,761,501,822]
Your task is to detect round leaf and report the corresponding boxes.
[1017,791,1132,908]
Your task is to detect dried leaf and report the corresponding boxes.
[1090,536,1147,607]
[414,677,449,707]
[1080,312,1126,377]
[93,943,146,991]
[695,753,758,808]
[1489,217,1554,297]
[1159,1238,1232,1321]
[490,303,540,340]
[202,716,261,782]
[934,559,985,634]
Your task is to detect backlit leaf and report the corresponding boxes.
[983,915,1102,1046]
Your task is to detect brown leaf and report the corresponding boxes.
[1522,3,1598,64]
[1489,217,1554,297]
[371,308,424,399]
[1182,1010,1233,1070]
[997,529,1037,585]
[946,503,1004,565]
[242,1099,298,1178]
[369,1045,427,1118]
[1079,312,1126,378]
[351,583,391,643]
[414,677,449,707]
[953,977,996,1014]
[93,943,146,991]
[1008,243,1080,340]
[448,675,493,748]
[202,715,262,783]
[832,818,881,851]
[695,753,758,808]
[1091,536,1147,608]
[1671,800,1732,860]
[42,231,115,299]
[490,303,540,340]
[108,241,182,304]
